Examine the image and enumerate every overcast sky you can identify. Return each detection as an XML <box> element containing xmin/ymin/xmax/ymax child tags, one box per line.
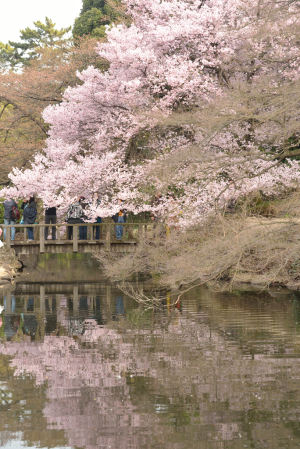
<box><xmin>0</xmin><ymin>0</ymin><xmax>83</xmax><ymax>43</ymax></box>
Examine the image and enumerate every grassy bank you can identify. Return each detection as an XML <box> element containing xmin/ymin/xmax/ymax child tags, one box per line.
<box><xmin>98</xmin><ymin>191</ymin><xmax>300</xmax><ymax>300</ymax></box>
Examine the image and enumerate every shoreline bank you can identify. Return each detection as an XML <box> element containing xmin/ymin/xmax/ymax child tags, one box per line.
<box><xmin>0</xmin><ymin>247</ymin><xmax>22</xmax><ymax>288</ymax></box>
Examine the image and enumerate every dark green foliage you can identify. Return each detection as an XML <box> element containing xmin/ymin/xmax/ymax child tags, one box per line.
<box><xmin>81</xmin><ymin>0</ymin><xmax>106</xmax><ymax>14</ymax></box>
<box><xmin>0</xmin><ymin>18</ymin><xmax>71</xmax><ymax>68</ymax></box>
<box><xmin>73</xmin><ymin>0</ymin><xmax>125</xmax><ymax>38</ymax></box>
<box><xmin>73</xmin><ymin>8</ymin><xmax>109</xmax><ymax>38</ymax></box>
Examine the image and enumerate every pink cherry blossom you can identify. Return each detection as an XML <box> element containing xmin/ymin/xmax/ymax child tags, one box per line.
<box><xmin>2</xmin><ymin>0</ymin><xmax>300</xmax><ymax>226</ymax></box>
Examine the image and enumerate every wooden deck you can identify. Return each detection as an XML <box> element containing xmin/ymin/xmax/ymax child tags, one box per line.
<box><xmin>1</xmin><ymin>222</ymin><xmax>156</xmax><ymax>255</ymax></box>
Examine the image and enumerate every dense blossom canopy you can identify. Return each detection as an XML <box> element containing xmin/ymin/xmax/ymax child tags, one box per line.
<box><xmin>4</xmin><ymin>0</ymin><xmax>300</xmax><ymax>224</ymax></box>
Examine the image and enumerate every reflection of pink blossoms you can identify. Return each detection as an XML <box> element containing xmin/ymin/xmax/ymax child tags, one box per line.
<box><xmin>1</xmin><ymin>314</ymin><xmax>300</xmax><ymax>448</ymax></box>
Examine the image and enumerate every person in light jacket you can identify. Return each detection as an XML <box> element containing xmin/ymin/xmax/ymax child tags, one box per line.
<box><xmin>112</xmin><ymin>200</ymin><xmax>127</xmax><ymax>240</ymax></box>
<box><xmin>3</xmin><ymin>197</ymin><xmax>18</xmax><ymax>241</ymax></box>
<box><xmin>66</xmin><ymin>197</ymin><xmax>83</xmax><ymax>240</ymax></box>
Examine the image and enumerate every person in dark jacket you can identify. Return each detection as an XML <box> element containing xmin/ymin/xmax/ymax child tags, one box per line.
<box><xmin>3</xmin><ymin>197</ymin><xmax>18</xmax><ymax>241</ymax></box>
<box><xmin>79</xmin><ymin>196</ymin><xmax>88</xmax><ymax>240</ymax></box>
<box><xmin>44</xmin><ymin>206</ymin><xmax>57</xmax><ymax>240</ymax></box>
<box><xmin>22</xmin><ymin>196</ymin><xmax>37</xmax><ymax>241</ymax></box>
<box><xmin>21</xmin><ymin>199</ymin><xmax>28</xmax><ymax>210</ymax></box>
<box><xmin>92</xmin><ymin>192</ymin><xmax>102</xmax><ymax>240</ymax></box>
<box><xmin>112</xmin><ymin>200</ymin><xmax>127</xmax><ymax>240</ymax></box>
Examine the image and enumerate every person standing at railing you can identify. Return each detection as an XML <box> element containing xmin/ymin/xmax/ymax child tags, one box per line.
<box><xmin>79</xmin><ymin>196</ymin><xmax>88</xmax><ymax>240</ymax></box>
<box><xmin>44</xmin><ymin>206</ymin><xmax>57</xmax><ymax>240</ymax></box>
<box><xmin>20</xmin><ymin>198</ymin><xmax>29</xmax><ymax>225</ymax></box>
<box><xmin>21</xmin><ymin>198</ymin><xmax>28</xmax><ymax>211</ymax></box>
<box><xmin>113</xmin><ymin>200</ymin><xmax>127</xmax><ymax>240</ymax></box>
<box><xmin>91</xmin><ymin>192</ymin><xmax>102</xmax><ymax>240</ymax></box>
<box><xmin>66</xmin><ymin>197</ymin><xmax>83</xmax><ymax>240</ymax></box>
<box><xmin>22</xmin><ymin>196</ymin><xmax>37</xmax><ymax>241</ymax></box>
<box><xmin>3</xmin><ymin>196</ymin><xmax>18</xmax><ymax>242</ymax></box>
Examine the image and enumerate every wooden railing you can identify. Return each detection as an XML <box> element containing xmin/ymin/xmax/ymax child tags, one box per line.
<box><xmin>1</xmin><ymin>222</ymin><xmax>164</xmax><ymax>253</ymax></box>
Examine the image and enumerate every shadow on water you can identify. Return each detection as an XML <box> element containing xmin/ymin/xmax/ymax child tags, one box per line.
<box><xmin>1</xmin><ymin>254</ymin><xmax>300</xmax><ymax>448</ymax></box>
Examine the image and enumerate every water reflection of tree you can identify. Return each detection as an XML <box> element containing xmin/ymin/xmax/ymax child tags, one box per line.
<box><xmin>0</xmin><ymin>354</ymin><xmax>68</xmax><ymax>448</ymax></box>
<box><xmin>1</xmin><ymin>289</ymin><xmax>300</xmax><ymax>448</ymax></box>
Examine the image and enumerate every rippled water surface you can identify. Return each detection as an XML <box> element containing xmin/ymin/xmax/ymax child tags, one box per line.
<box><xmin>1</xmin><ymin>254</ymin><xmax>300</xmax><ymax>448</ymax></box>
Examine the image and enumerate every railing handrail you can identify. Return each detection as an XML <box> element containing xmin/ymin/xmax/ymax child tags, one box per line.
<box><xmin>0</xmin><ymin>221</ymin><xmax>165</xmax><ymax>253</ymax></box>
<box><xmin>0</xmin><ymin>222</ymin><xmax>152</xmax><ymax>228</ymax></box>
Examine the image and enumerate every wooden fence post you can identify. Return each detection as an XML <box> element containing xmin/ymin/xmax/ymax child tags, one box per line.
<box><xmin>40</xmin><ymin>285</ymin><xmax>45</xmax><ymax>312</ymax></box>
<box><xmin>35</xmin><ymin>224</ymin><xmax>40</xmax><ymax>241</ymax></box>
<box><xmin>6</xmin><ymin>291</ymin><xmax>12</xmax><ymax>313</ymax></box>
<box><xmin>40</xmin><ymin>225</ymin><xmax>45</xmax><ymax>253</ymax></box>
<box><xmin>138</xmin><ymin>224</ymin><xmax>144</xmax><ymax>240</ymax></box>
<box><xmin>73</xmin><ymin>285</ymin><xmax>79</xmax><ymax>313</ymax></box>
<box><xmin>106</xmin><ymin>224</ymin><xmax>111</xmax><ymax>251</ymax></box>
<box><xmin>73</xmin><ymin>225</ymin><xmax>78</xmax><ymax>252</ymax></box>
<box><xmin>128</xmin><ymin>225</ymin><xmax>134</xmax><ymax>239</ymax></box>
<box><xmin>6</xmin><ymin>226</ymin><xmax>11</xmax><ymax>249</ymax></box>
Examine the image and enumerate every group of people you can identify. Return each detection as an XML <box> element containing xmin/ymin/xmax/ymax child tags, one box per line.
<box><xmin>4</xmin><ymin>196</ymin><xmax>37</xmax><ymax>242</ymax></box>
<box><xmin>65</xmin><ymin>194</ymin><xmax>100</xmax><ymax>241</ymax></box>
<box><xmin>66</xmin><ymin>195</ymin><xmax>127</xmax><ymax>241</ymax></box>
<box><xmin>2</xmin><ymin>193</ymin><xmax>127</xmax><ymax>242</ymax></box>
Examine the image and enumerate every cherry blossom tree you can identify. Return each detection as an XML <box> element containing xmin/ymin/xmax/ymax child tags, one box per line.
<box><xmin>3</xmin><ymin>0</ymin><xmax>300</xmax><ymax>225</ymax></box>
<box><xmin>0</xmin><ymin>37</ymin><xmax>108</xmax><ymax>186</ymax></box>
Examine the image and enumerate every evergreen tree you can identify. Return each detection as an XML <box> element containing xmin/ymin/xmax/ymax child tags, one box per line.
<box><xmin>73</xmin><ymin>0</ymin><xmax>127</xmax><ymax>38</ymax></box>
<box><xmin>0</xmin><ymin>18</ymin><xmax>71</xmax><ymax>69</ymax></box>
<box><xmin>81</xmin><ymin>0</ymin><xmax>106</xmax><ymax>15</ymax></box>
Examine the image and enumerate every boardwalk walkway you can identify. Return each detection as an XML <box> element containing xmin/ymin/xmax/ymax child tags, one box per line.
<box><xmin>1</xmin><ymin>222</ymin><xmax>156</xmax><ymax>255</ymax></box>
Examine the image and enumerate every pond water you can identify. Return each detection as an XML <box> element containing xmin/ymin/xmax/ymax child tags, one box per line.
<box><xmin>1</xmin><ymin>254</ymin><xmax>300</xmax><ymax>448</ymax></box>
